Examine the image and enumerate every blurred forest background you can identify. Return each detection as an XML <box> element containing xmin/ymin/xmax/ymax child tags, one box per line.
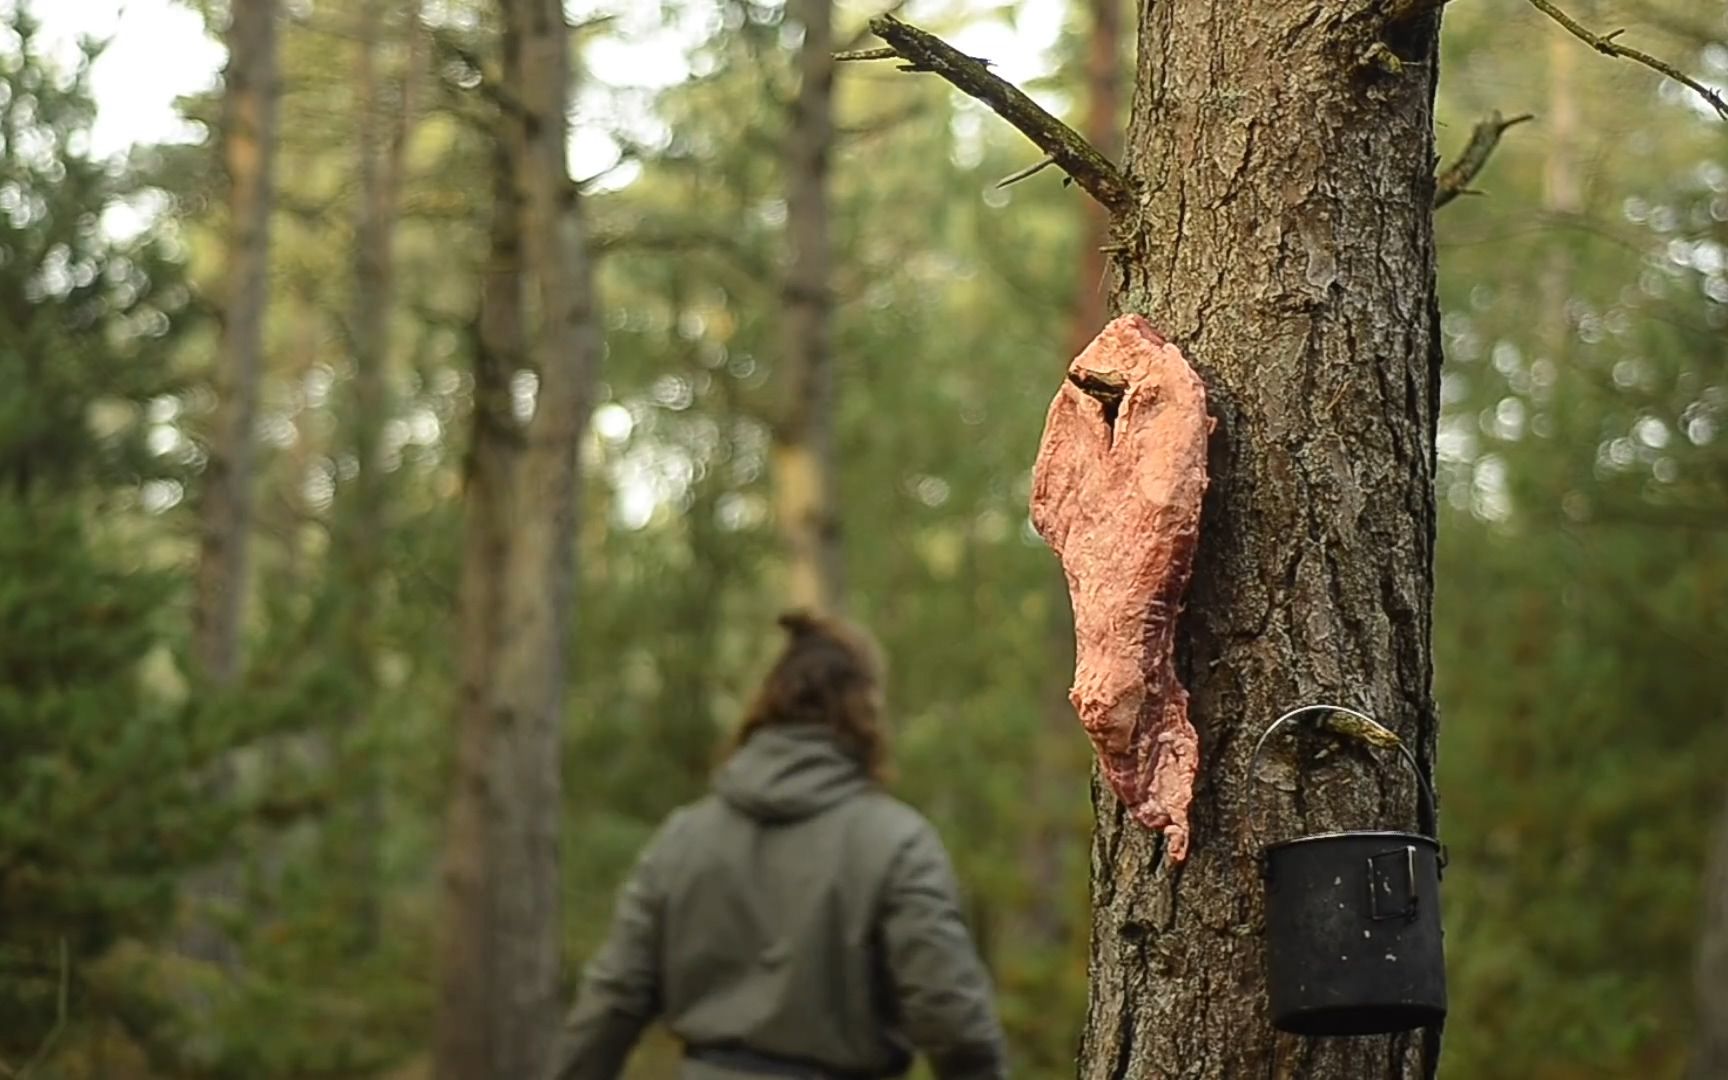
<box><xmin>2</xmin><ymin>0</ymin><xmax>1726</xmax><ymax>1077</ymax></box>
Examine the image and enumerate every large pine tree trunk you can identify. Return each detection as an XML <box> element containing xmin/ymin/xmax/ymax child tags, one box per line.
<box><xmin>1076</xmin><ymin>5</ymin><xmax>1444</xmax><ymax>1077</ymax></box>
<box><xmin>434</xmin><ymin>0</ymin><xmax>596</xmax><ymax>1075</ymax></box>
<box><xmin>774</xmin><ymin>0</ymin><xmax>842</xmax><ymax>613</ymax></box>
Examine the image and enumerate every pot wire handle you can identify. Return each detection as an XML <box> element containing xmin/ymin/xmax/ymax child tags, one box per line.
<box><xmin>1246</xmin><ymin>703</ymin><xmax>1438</xmax><ymax>846</ymax></box>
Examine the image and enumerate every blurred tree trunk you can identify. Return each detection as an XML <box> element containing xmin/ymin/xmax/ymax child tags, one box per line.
<box><xmin>1691</xmin><ymin>789</ymin><xmax>1728</xmax><ymax>1080</ymax></box>
<box><xmin>194</xmin><ymin>0</ymin><xmax>277</xmax><ymax>690</ymax></box>
<box><xmin>1067</xmin><ymin>0</ymin><xmax>1121</xmax><ymax>361</ymax></box>
<box><xmin>182</xmin><ymin>0</ymin><xmax>279</xmax><ymax>972</ymax></box>
<box><xmin>1020</xmin><ymin>0</ymin><xmax>1126</xmax><ymax>954</ymax></box>
<box><xmin>334</xmin><ymin>0</ymin><xmax>422</xmax><ymax>950</ymax></box>
<box><xmin>1539</xmin><ymin>27</ymin><xmax>1581</xmax><ymax>357</ymax></box>
<box><xmin>438</xmin><ymin>109</ymin><xmax>522</xmax><ymax>1080</ymax></box>
<box><xmin>1075</xmin><ymin>5</ymin><xmax>1444</xmax><ymax>1078</ymax></box>
<box><xmin>662</xmin><ymin>276</ymin><xmax>730</xmax><ymax>788</ymax></box>
<box><xmin>434</xmin><ymin>0</ymin><xmax>597</xmax><ymax>1075</ymax></box>
<box><xmin>774</xmin><ymin>0</ymin><xmax>841</xmax><ymax>613</ymax></box>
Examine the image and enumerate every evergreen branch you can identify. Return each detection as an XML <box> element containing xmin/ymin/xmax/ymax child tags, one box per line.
<box><xmin>1434</xmin><ymin>111</ymin><xmax>1534</xmax><ymax>208</ymax></box>
<box><xmin>855</xmin><ymin>15</ymin><xmax>1133</xmax><ymax>214</ymax></box>
<box><xmin>0</xmin><ymin>938</ymin><xmax>68</xmax><ymax>1079</ymax></box>
<box><xmin>837</xmin><ymin>102</ymin><xmax>929</xmax><ymax>141</ymax></box>
<box><xmin>1526</xmin><ymin>0</ymin><xmax>1728</xmax><ymax>120</ymax></box>
<box><xmin>590</xmin><ymin>224</ymin><xmax>773</xmax><ymax>283</ymax></box>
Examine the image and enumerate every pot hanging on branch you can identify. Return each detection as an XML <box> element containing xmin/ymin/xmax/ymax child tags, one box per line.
<box><xmin>1248</xmin><ymin>704</ymin><xmax>1448</xmax><ymax>1036</ymax></box>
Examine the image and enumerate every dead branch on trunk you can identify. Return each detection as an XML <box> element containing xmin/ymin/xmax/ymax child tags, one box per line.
<box><xmin>833</xmin><ymin>46</ymin><xmax>896</xmax><ymax>62</ymax></box>
<box><xmin>1434</xmin><ymin>111</ymin><xmax>1534</xmax><ymax>208</ymax></box>
<box><xmin>1527</xmin><ymin>0</ymin><xmax>1728</xmax><ymax>120</ymax></box>
<box><xmin>996</xmin><ymin>154</ymin><xmax>1056</xmax><ymax>189</ymax></box>
<box><xmin>840</xmin><ymin>14</ymin><xmax>1133</xmax><ymax>213</ymax></box>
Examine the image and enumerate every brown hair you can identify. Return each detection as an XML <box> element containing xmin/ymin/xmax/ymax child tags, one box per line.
<box><xmin>731</xmin><ymin>610</ymin><xmax>890</xmax><ymax>781</ymax></box>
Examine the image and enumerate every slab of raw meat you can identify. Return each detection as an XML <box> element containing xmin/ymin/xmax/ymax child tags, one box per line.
<box><xmin>1029</xmin><ymin>314</ymin><xmax>1211</xmax><ymax>862</ymax></box>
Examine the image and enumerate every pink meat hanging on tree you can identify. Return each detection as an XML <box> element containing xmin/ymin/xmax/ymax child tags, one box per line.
<box><xmin>1029</xmin><ymin>314</ymin><xmax>1212</xmax><ymax>862</ymax></box>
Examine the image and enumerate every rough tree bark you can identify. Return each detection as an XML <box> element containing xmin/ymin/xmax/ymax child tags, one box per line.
<box><xmin>181</xmin><ymin>0</ymin><xmax>279</xmax><ymax>972</ymax></box>
<box><xmin>433</xmin><ymin>0</ymin><xmax>598</xmax><ymax>1075</ymax></box>
<box><xmin>774</xmin><ymin>0</ymin><xmax>843</xmax><ymax>613</ymax></box>
<box><xmin>1074</xmin><ymin>5</ymin><xmax>1444</xmax><ymax>1078</ymax></box>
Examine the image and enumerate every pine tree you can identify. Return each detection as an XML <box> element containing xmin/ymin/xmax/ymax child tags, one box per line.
<box><xmin>0</xmin><ymin>7</ymin><xmax>214</xmax><ymax>1058</ymax></box>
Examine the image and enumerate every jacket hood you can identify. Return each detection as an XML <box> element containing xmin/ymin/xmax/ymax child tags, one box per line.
<box><xmin>713</xmin><ymin>724</ymin><xmax>873</xmax><ymax>823</ymax></box>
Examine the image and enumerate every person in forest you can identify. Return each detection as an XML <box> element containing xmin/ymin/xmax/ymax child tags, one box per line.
<box><xmin>548</xmin><ymin>611</ymin><xmax>1009</xmax><ymax>1080</ymax></box>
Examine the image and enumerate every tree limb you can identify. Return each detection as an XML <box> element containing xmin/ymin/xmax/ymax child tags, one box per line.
<box><xmin>426</xmin><ymin>26</ymin><xmax>527</xmax><ymax>119</ymax></box>
<box><xmin>1527</xmin><ymin>0</ymin><xmax>1728</xmax><ymax>120</ymax></box>
<box><xmin>837</xmin><ymin>102</ymin><xmax>928</xmax><ymax>140</ymax></box>
<box><xmin>848</xmin><ymin>14</ymin><xmax>1132</xmax><ymax>213</ymax></box>
<box><xmin>1434</xmin><ymin>111</ymin><xmax>1533</xmax><ymax>208</ymax></box>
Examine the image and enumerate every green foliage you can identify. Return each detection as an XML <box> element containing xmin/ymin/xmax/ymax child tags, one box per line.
<box><xmin>1432</xmin><ymin>4</ymin><xmax>1728</xmax><ymax>1073</ymax></box>
<box><xmin>0</xmin><ymin>5</ymin><xmax>213</xmax><ymax>1059</ymax></box>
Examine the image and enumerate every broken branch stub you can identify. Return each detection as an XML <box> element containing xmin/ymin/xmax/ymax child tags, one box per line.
<box><xmin>1030</xmin><ymin>315</ymin><xmax>1212</xmax><ymax>862</ymax></box>
<box><xmin>1434</xmin><ymin>111</ymin><xmax>1534</xmax><ymax>208</ymax></box>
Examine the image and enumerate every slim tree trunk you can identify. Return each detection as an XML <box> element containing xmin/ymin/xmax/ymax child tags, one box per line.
<box><xmin>346</xmin><ymin>0</ymin><xmax>416</xmax><ymax>589</ymax></box>
<box><xmin>182</xmin><ymin>0</ymin><xmax>279</xmax><ymax>974</ymax></box>
<box><xmin>1067</xmin><ymin>0</ymin><xmax>1120</xmax><ymax>362</ymax></box>
<box><xmin>434</xmin><ymin>0</ymin><xmax>597</xmax><ymax>1075</ymax></box>
<box><xmin>1538</xmin><ymin>27</ymin><xmax>1580</xmax><ymax>364</ymax></box>
<box><xmin>1077</xmin><ymin>6</ymin><xmax>1444</xmax><ymax>1078</ymax></box>
<box><xmin>774</xmin><ymin>0</ymin><xmax>842</xmax><ymax>613</ymax></box>
<box><xmin>1691</xmin><ymin>788</ymin><xmax>1728</xmax><ymax>1080</ymax></box>
<box><xmin>335</xmin><ymin>0</ymin><xmax>421</xmax><ymax>950</ymax></box>
<box><xmin>437</xmin><ymin>128</ymin><xmax>520</xmax><ymax>1080</ymax></box>
<box><xmin>194</xmin><ymin>0</ymin><xmax>277</xmax><ymax>687</ymax></box>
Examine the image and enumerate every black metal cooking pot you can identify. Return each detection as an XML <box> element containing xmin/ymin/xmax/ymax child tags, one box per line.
<box><xmin>1249</xmin><ymin>704</ymin><xmax>1447</xmax><ymax>1037</ymax></box>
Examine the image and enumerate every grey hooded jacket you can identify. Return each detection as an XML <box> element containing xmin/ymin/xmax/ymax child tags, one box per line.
<box><xmin>549</xmin><ymin>724</ymin><xmax>1008</xmax><ymax>1080</ymax></box>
